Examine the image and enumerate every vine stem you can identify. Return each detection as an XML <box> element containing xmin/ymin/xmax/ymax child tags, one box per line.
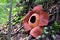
<box><xmin>7</xmin><ymin>0</ymin><xmax>12</xmax><ymax>40</ymax></box>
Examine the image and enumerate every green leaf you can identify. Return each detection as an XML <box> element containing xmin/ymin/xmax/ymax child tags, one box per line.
<box><xmin>54</xmin><ymin>21</ymin><xmax>59</xmax><ymax>31</ymax></box>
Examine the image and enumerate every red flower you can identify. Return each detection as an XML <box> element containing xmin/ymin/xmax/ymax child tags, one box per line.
<box><xmin>22</xmin><ymin>5</ymin><xmax>49</xmax><ymax>38</ymax></box>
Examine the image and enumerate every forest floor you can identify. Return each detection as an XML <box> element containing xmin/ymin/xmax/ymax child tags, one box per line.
<box><xmin>0</xmin><ymin>23</ymin><xmax>60</xmax><ymax>40</ymax></box>
<box><xmin>0</xmin><ymin>23</ymin><xmax>36</xmax><ymax>40</ymax></box>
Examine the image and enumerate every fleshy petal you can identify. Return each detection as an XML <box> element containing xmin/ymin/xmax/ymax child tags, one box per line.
<box><xmin>22</xmin><ymin>11</ymin><xmax>33</xmax><ymax>32</ymax></box>
<box><xmin>23</xmin><ymin>22</ymin><xmax>31</xmax><ymax>32</ymax></box>
<box><xmin>32</xmin><ymin>5</ymin><xmax>43</xmax><ymax>13</ymax></box>
<box><xmin>39</xmin><ymin>12</ymin><xmax>49</xmax><ymax>26</ymax></box>
<box><xmin>30</xmin><ymin>26</ymin><xmax>43</xmax><ymax>38</ymax></box>
<box><xmin>23</xmin><ymin>11</ymin><xmax>33</xmax><ymax>21</ymax></box>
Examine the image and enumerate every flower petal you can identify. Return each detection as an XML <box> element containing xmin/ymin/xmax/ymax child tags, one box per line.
<box><xmin>32</xmin><ymin>5</ymin><xmax>43</xmax><ymax>13</ymax></box>
<box><xmin>22</xmin><ymin>11</ymin><xmax>33</xmax><ymax>31</ymax></box>
<box><xmin>30</xmin><ymin>26</ymin><xmax>43</xmax><ymax>38</ymax></box>
<box><xmin>39</xmin><ymin>12</ymin><xmax>49</xmax><ymax>26</ymax></box>
<box><xmin>23</xmin><ymin>22</ymin><xmax>31</xmax><ymax>32</ymax></box>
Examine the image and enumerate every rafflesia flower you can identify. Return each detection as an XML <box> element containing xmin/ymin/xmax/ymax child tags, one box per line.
<box><xmin>22</xmin><ymin>5</ymin><xmax>49</xmax><ymax>38</ymax></box>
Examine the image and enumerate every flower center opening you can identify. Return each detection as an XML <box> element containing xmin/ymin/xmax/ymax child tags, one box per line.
<box><xmin>30</xmin><ymin>16</ymin><xmax>36</xmax><ymax>23</ymax></box>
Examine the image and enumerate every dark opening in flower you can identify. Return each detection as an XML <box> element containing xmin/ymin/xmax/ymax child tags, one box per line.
<box><xmin>30</xmin><ymin>16</ymin><xmax>36</xmax><ymax>23</ymax></box>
